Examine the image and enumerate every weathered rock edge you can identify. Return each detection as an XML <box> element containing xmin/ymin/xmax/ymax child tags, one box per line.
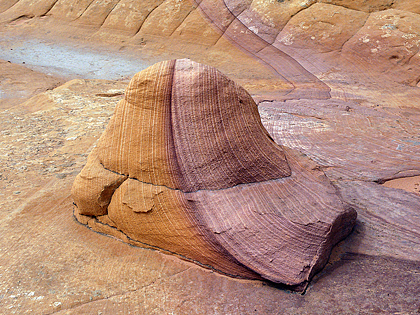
<box><xmin>71</xmin><ymin>59</ymin><xmax>356</xmax><ymax>289</ymax></box>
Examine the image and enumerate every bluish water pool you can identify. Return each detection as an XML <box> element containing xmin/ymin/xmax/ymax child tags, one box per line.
<box><xmin>0</xmin><ymin>37</ymin><xmax>150</xmax><ymax>80</ymax></box>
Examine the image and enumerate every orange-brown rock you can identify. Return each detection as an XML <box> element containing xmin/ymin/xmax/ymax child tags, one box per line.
<box><xmin>342</xmin><ymin>9</ymin><xmax>420</xmax><ymax>86</ymax></box>
<box><xmin>72</xmin><ymin>59</ymin><xmax>356</xmax><ymax>287</ymax></box>
<box><xmin>2</xmin><ymin>0</ymin><xmax>420</xmax><ymax>313</ymax></box>
<box><xmin>318</xmin><ymin>0</ymin><xmax>393</xmax><ymax>12</ymax></box>
<box><xmin>276</xmin><ymin>3</ymin><xmax>369</xmax><ymax>53</ymax></box>
<box><xmin>0</xmin><ymin>59</ymin><xmax>64</xmax><ymax>110</ymax></box>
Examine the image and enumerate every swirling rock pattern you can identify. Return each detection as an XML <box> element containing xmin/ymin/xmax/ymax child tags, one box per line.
<box><xmin>72</xmin><ymin>59</ymin><xmax>356</xmax><ymax>287</ymax></box>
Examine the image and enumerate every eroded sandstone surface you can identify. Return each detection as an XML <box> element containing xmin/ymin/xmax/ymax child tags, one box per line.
<box><xmin>72</xmin><ymin>59</ymin><xmax>356</xmax><ymax>288</ymax></box>
<box><xmin>1</xmin><ymin>0</ymin><xmax>420</xmax><ymax>314</ymax></box>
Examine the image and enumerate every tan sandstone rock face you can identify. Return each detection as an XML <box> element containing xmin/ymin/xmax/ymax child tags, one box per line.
<box><xmin>276</xmin><ymin>3</ymin><xmax>369</xmax><ymax>53</ymax></box>
<box><xmin>72</xmin><ymin>59</ymin><xmax>356</xmax><ymax>288</ymax></box>
<box><xmin>342</xmin><ymin>9</ymin><xmax>420</xmax><ymax>86</ymax></box>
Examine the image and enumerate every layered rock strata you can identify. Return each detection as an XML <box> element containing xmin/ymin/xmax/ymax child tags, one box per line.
<box><xmin>72</xmin><ymin>59</ymin><xmax>356</xmax><ymax>287</ymax></box>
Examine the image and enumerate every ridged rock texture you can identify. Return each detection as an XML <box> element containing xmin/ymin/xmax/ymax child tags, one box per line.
<box><xmin>71</xmin><ymin>59</ymin><xmax>356</xmax><ymax>288</ymax></box>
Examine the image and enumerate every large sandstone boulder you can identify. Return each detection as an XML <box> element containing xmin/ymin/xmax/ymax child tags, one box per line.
<box><xmin>71</xmin><ymin>59</ymin><xmax>356</xmax><ymax>288</ymax></box>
